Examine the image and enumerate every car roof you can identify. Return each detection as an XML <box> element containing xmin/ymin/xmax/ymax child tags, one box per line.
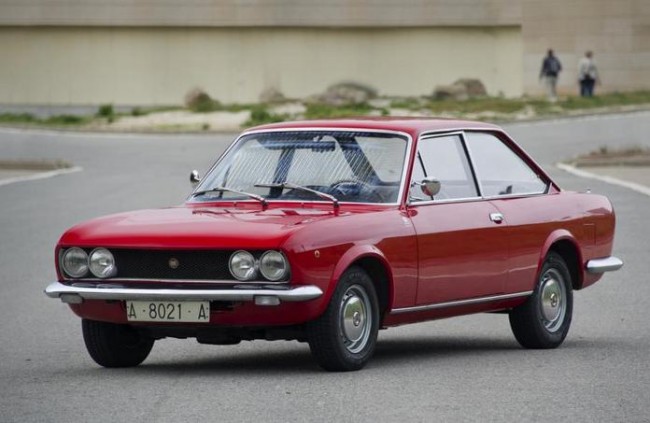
<box><xmin>245</xmin><ymin>117</ymin><xmax>502</xmax><ymax>138</ymax></box>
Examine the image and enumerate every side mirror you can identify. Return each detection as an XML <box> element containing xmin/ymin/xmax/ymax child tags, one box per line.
<box><xmin>420</xmin><ymin>177</ymin><xmax>441</xmax><ymax>197</ymax></box>
<box><xmin>190</xmin><ymin>170</ymin><xmax>201</xmax><ymax>188</ymax></box>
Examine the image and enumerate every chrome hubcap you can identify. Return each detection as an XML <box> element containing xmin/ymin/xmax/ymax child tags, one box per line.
<box><xmin>340</xmin><ymin>285</ymin><xmax>372</xmax><ymax>353</ymax></box>
<box><xmin>540</xmin><ymin>269</ymin><xmax>566</xmax><ymax>332</ymax></box>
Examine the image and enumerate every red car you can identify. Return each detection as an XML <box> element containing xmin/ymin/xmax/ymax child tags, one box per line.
<box><xmin>46</xmin><ymin>118</ymin><xmax>622</xmax><ymax>371</ymax></box>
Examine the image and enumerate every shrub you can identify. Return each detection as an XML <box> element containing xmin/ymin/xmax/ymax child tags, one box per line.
<box><xmin>97</xmin><ymin>104</ymin><xmax>114</xmax><ymax>118</ymax></box>
<box><xmin>243</xmin><ymin>106</ymin><xmax>286</xmax><ymax>127</ymax></box>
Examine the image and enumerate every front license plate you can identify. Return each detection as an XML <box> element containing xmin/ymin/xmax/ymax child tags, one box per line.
<box><xmin>126</xmin><ymin>301</ymin><xmax>210</xmax><ymax>323</ymax></box>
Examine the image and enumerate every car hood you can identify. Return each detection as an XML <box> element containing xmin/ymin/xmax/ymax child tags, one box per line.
<box><xmin>59</xmin><ymin>205</ymin><xmax>343</xmax><ymax>249</ymax></box>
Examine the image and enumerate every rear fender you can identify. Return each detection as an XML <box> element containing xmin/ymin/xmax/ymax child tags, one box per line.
<box><xmin>537</xmin><ymin>229</ymin><xmax>584</xmax><ymax>288</ymax></box>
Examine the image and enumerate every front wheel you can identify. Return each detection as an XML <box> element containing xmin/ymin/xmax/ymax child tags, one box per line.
<box><xmin>307</xmin><ymin>266</ymin><xmax>379</xmax><ymax>371</ymax></box>
<box><xmin>509</xmin><ymin>252</ymin><xmax>573</xmax><ymax>349</ymax></box>
<box><xmin>82</xmin><ymin>319</ymin><xmax>154</xmax><ymax>367</ymax></box>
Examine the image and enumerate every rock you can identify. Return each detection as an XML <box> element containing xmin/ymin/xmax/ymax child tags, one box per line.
<box><xmin>433</xmin><ymin>83</ymin><xmax>468</xmax><ymax>101</ymax></box>
<box><xmin>259</xmin><ymin>87</ymin><xmax>286</xmax><ymax>103</ymax></box>
<box><xmin>454</xmin><ymin>78</ymin><xmax>487</xmax><ymax>97</ymax></box>
<box><xmin>313</xmin><ymin>82</ymin><xmax>378</xmax><ymax>106</ymax></box>
<box><xmin>433</xmin><ymin>78</ymin><xmax>487</xmax><ymax>100</ymax></box>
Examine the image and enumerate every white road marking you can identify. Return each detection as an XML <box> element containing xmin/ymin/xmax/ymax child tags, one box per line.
<box><xmin>0</xmin><ymin>166</ymin><xmax>83</xmax><ymax>187</ymax></box>
<box><xmin>557</xmin><ymin>162</ymin><xmax>650</xmax><ymax>197</ymax></box>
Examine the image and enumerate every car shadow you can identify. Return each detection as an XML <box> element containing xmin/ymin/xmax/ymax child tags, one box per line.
<box><xmin>139</xmin><ymin>346</ymin><xmax>319</xmax><ymax>374</ymax></box>
<box><xmin>373</xmin><ymin>335</ymin><xmax>520</xmax><ymax>363</ymax></box>
<box><xmin>99</xmin><ymin>334</ymin><xmax>545</xmax><ymax>376</ymax></box>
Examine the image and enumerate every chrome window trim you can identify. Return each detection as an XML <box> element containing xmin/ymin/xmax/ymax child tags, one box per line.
<box><xmin>462</xmin><ymin>130</ymin><xmax>549</xmax><ymax>199</ymax></box>
<box><xmin>409</xmin><ymin>131</ymin><xmax>483</xmax><ymax>204</ymax></box>
<box><xmin>408</xmin><ymin>189</ymin><xmax>551</xmax><ymax>207</ymax></box>
<box><xmin>480</xmin><ymin>191</ymin><xmax>550</xmax><ymax>201</ymax></box>
<box><xmin>390</xmin><ymin>291</ymin><xmax>533</xmax><ymax>315</ymax></box>
<box><xmin>407</xmin><ymin>196</ymin><xmax>485</xmax><ymax>207</ymax></box>
<box><xmin>189</xmin><ymin>127</ymin><xmax>413</xmax><ymax>207</ymax></box>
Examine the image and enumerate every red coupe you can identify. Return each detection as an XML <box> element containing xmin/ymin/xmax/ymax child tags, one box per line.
<box><xmin>46</xmin><ymin>118</ymin><xmax>622</xmax><ymax>371</ymax></box>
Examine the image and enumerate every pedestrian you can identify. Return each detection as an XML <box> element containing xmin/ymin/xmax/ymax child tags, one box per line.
<box><xmin>539</xmin><ymin>49</ymin><xmax>562</xmax><ymax>101</ymax></box>
<box><xmin>578</xmin><ymin>51</ymin><xmax>599</xmax><ymax>97</ymax></box>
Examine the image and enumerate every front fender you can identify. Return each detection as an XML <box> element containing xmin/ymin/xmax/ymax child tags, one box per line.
<box><xmin>324</xmin><ymin>245</ymin><xmax>394</xmax><ymax>308</ymax></box>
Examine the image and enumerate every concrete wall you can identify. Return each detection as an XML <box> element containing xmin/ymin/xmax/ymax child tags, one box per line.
<box><xmin>2</xmin><ymin>0</ymin><xmax>647</xmax><ymax>105</ymax></box>
<box><xmin>0</xmin><ymin>26</ymin><xmax>522</xmax><ymax>106</ymax></box>
<box><xmin>522</xmin><ymin>0</ymin><xmax>650</xmax><ymax>95</ymax></box>
<box><xmin>0</xmin><ymin>0</ymin><xmax>521</xmax><ymax>27</ymax></box>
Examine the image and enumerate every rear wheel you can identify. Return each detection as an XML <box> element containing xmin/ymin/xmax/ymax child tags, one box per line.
<box><xmin>509</xmin><ymin>252</ymin><xmax>573</xmax><ymax>349</ymax></box>
<box><xmin>82</xmin><ymin>319</ymin><xmax>154</xmax><ymax>367</ymax></box>
<box><xmin>307</xmin><ymin>266</ymin><xmax>379</xmax><ymax>371</ymax></box>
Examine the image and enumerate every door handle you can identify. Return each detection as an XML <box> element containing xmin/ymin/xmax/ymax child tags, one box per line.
<box><xmin>489</xmin><ymin>212</ymin><xmax>504</xmax><ymax>223</ymax></box>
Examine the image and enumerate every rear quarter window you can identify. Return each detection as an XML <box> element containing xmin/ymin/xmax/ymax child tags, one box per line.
<box><xmin>465</xmin><ymin>132</ymin><xmax>547</xmax><ymax>196</ymax></box>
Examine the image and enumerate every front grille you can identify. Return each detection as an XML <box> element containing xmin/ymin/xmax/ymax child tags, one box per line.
<box><xmin>111</xmin><ymin>249</ymin><xmax>233</xmax><ymax>281</ymax></box>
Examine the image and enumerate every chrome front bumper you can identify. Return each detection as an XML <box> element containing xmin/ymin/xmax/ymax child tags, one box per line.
<box><xmin>45</xmin><ymin>281</ymin><xmax>323</xmax><ymax>306</ymax></box>
<box><xmin>586</xmin><ymin>256</ymin><xmax>623</xmax><ymax>273</ymax></box>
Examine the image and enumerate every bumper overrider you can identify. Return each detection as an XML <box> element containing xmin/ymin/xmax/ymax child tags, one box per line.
<box><xmin>585</xmin><ymin>256</ymin><xmax>624</xmax><ymax>273</ymax></box>
<box><xmin>45</xmin><ymin>281</ymin><xmax>323</xmax><ymax>306</ymax></box>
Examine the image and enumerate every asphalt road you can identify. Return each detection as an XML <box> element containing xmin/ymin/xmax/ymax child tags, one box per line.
<box><xmin>1</xmin><ymin>112</ymin><xmax>649</xmax><ymax>422</ymax></box>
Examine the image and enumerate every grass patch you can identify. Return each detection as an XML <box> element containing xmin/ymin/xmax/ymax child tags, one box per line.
<box><xmin>389</xmin><ymin>97</ymin><xmax>424</xmax><ymax>109</ymax></box>
<box><xmin>0</xmin><ymin>113</ymin><xmax>39</xmax><ymax>124</ymax></box>
<box><xmin>243</xmin><ymin>106</ymin><xmax>287</xmax><ymax>127</ymax></box>
<box><xmin>426</xmin><ymin>97</ymin><xmax>526</xmax><ymax>115</ymax></box>
<box><xmin>1</xmin><ymin>90</ymin><xmax>649</xmax><ymax>131</ymax></box>
<box><xmin>304</xmin><ymin>103</ymin><xmax>374</xmax><ymax>119</ymax></box>
<box><xmin>0</xmin><ymin>112</ymin><xmax>90</xmax><ymax>126</ymax></box>
<box><xmin>560</xmin><ymin>91</ymin><xmax>650</xmax><ymax>110</ymax></box>
<box><xmin>45</xmin><ymin>115</ymin><xmax>89</xmax><ymax>125</ymax></box>
<box><xmin>572</xmin><ymin>145</ymin><xmax>650</xmax><ymax>167</ymax></box>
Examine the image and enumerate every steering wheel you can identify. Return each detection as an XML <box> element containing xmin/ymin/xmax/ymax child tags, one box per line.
<box><xmin>329</xmin><ymin>180</ymin><xmax>383</xmax><ymax>203</ymax></box>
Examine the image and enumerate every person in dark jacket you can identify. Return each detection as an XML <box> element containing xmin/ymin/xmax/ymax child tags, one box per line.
<box><xmin>539</xmin><ymin>49</ymin><xmax>562</xmax><ymax>101</ymax></box>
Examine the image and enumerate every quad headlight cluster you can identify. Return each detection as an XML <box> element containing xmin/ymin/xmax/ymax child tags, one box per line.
<box><xmin>60</xmin><ymin>247</ymin><xmax>117</xmax><ymax>279</ymax></box>
<box><xmin>60</xmin><ymin>247</ymin><xmax>288</xmax><ymax>282</ymax></box>
<box><xmin>229</xmin><ymin>250</ymin><xmax>289</xmax><ymax>282</ymax></box>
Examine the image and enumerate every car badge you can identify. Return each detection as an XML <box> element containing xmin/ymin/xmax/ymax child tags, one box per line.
<box><xmin>168</xmin><ymin>258</ymin><xmax>180</xmax><ymax>269</ymax></box>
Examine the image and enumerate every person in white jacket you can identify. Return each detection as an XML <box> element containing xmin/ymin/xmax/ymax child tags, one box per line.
<box><xmin>578</xmin><ymin>51</ymin><xmax>600</xmax><ymax>97</ymax></box>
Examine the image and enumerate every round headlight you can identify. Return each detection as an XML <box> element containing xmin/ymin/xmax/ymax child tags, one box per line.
<box><xmin>229</xmin><ymin>250</ymin><xmax>257</xmax><ymax>281</ymax></box>
<box><xmin>88</xmin><ymin>248</ymin><xmax>117</xmax><ymax>278</ymax></box>
<box><xmin>259</xmin><ymin>250</ymin><xmax>289</xmax><ymax>281</ymax></box>
<box><xmin>61</xmin><ymin>247</ymin><xmax>89</xmax><ymax>278</ymax></box>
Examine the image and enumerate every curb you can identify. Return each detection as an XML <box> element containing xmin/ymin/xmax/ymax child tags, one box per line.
<box><xmin>556</xmin><ymin>163</ymin><xmax>650</xmax><ymax>197</ymax></box>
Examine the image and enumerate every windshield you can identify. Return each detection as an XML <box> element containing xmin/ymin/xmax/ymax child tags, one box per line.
<box><xmin>192</xmin><ymin>130</ymin><xmax>408</xmax><ymax>204</ymax></box>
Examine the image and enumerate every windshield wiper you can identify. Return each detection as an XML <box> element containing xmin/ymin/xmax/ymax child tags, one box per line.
<box><xmin>191</xmin><ymin>186</ymin><xmax>267</xmax><ymax>209</ymax></box>
<box><xmin>255</xmin><ymin>182</ymin><xmax>339</xmax><ymax>209</ymax></box>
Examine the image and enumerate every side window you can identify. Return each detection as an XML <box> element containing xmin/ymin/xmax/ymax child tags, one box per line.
<box><xmin>410</xmin><ymin>134</ymin><xmax>478</xmax><ymax>201</ymax></box>
<box><xmin>465</xmin><ymin>132</ymin><xmax>547</xmax><ymax>196</ymax></box>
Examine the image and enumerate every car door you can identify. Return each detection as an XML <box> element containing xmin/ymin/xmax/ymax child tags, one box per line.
<box><xmin>463</xmin><ymin>131</ymin><xmax>551</xmax><ymax>295</ymax></box>
<box><xmin>408</xmin><ymin>133</ymin><xmax>510</xmax><ymax>306</ymax></box>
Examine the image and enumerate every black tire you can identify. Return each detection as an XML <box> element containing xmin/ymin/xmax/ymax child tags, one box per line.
<box><xmin>307</xmin><ymin>266</ymin><xmax>380</xmax><ymax>372</ymax></box>
<box><xmin>509</xmin><ymin>252</ymin><xmax>573</xmax><ymax>349</ymax></box>
<box><xmin>82</xmin><ymin>319</ymin><xmax>154</xmax><ymax>368</ymax></box>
